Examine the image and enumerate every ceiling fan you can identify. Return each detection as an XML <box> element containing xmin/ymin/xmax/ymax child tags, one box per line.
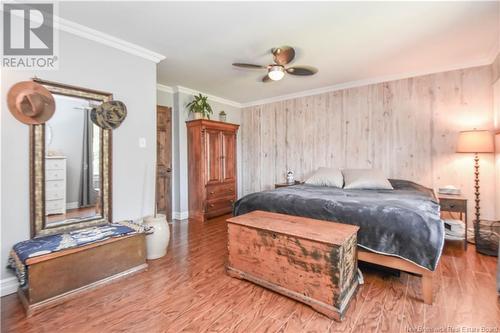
<box><xmin>232</xmin><ymin>46</ymin><xmax>318</xmax><ymax>82</ymax></box>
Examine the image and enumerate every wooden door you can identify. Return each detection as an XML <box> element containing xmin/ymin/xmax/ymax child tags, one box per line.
<box><xmin>222</xmin><ymin>131</ymin><xmax>237</xmax><ymax>182</ymax></box>
<box><xmin>156</xmin><ymin>106</ymin><xmax>172</xmax><ymax>220</ymax></box>
<box><xmin>205</xmin><ymin>128</ymin><xmax>222</xmax><ymax>184</ymax></box>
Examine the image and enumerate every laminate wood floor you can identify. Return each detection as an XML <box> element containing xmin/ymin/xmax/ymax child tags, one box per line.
<box><xmin>2</xmin><ymin>215</ymin><xmax>499</xmax><ymax>333</ymax></box>
<box><xmin>47</xmin><ymin>206</ymin><xmax>98</xmax><ymax>224</ymax></box>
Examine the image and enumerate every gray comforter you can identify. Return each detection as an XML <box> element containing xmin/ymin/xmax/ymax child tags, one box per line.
<box><xmin>233</xmin><ymin>179</ymin><xmax>444</xmax><ymax>271</ymax></box>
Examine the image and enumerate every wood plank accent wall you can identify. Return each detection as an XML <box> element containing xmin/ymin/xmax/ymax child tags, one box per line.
<box><xmin>241</xmin><ymin>66</ymin><xmax>495</xmax><ymax>221</ymax></box>
<box><xmin>493</xmin><ymin>53</ymin><xmax>500</xmax><ymax>83</ymax></box>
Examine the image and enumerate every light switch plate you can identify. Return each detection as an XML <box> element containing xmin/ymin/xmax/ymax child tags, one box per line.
<box><xmin>139</xmin><ymin>137</ymin><xmax>146</xmax><ymax>148</ymax></box>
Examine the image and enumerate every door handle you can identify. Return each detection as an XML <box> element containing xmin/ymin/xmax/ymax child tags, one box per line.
<box><xmin>158</xmin><ymin>169</ymin><xmax>171</xmax><ymax>176</ymax></box>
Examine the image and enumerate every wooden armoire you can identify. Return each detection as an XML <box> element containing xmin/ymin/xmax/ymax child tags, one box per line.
<box><xmin>187</xmin><ymin>119</ymin><xmax>239</xmax><ymax>222</ymax></box>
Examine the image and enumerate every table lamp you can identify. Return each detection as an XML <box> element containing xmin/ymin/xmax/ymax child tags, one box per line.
<box><xmin>456</xmin><ymin>129</ymin><xmax>494</xmax><ymax>224</ymax></box>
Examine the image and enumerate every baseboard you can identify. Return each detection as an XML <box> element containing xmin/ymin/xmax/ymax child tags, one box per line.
<box><xmin>173</xmin><ymin>211</ymin><xmax>189</xmax><ymax>220</ymax></box>
<box><xmin>1</xmin><ymin>276</ymin><xmax>18</xmax><ymax>297</ymax></box>
<box><xmin>66</xmin><ymin>202</ymin><xmax>79</xmax><ymax>210</ymax></box>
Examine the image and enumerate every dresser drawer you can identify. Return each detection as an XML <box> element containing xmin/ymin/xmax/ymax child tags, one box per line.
<box><xmin>205</xmin><ymin>196</ymin><xmax>236</xmax><ymax>218</ymax></box>
<box><xmin>440</xmin><ymin>199</ymin><xmax>466</xmax><ymax>212</ymax></box>
<box><xmin>206</xmin><ymin>183</ymin><xmax>236</xmax><ymax>200</ymax></box>
<box><xmin>46</xmin><ymin>169</ymin><xmax>65</xmax><ymax>181</ymax></box>
<box><xmin>46</xmin><ymin>189</ymin><xmax>65</xmax><ymax>200</ymax></box>
<box><xmin>46</xmin><ymin>208</ymin><xmax>63</xmax><ymax>216</ymax></box>
<box><xmin>46</xmin><ymin>159</ymin><xmax>65</xmax><ymax>170</ymax></box>
<box><xmin>46</xmin><ymin>199</ymin><xmax>65</xmax><ymax>213</ymax></box>
<box><xmin>46</xmin><ymin>180</ymin><xmax>65</xmax><ymax>191</ymax></box>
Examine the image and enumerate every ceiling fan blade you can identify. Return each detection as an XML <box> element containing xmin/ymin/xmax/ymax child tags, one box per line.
<box><xmin>262</xmin><ymin>75</ymin><xmax>272</xmax><ymax>82</ymax></box>
<box><xmin>272</xmin><ymin>46</ymin><xmax>295</xmax><ymax>65</ymax></box>
<box><xmin>286</xmin><ymin>66</ymin><xmax>318</xmax><ymax>76</ymax></box>
<box><xmin>232</xmin><ymin>63</ymin><xmax>266</xmax><ymax>69</ymax></box>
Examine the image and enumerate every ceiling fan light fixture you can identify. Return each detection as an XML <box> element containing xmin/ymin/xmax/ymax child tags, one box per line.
<box><xmin>233</xmin><ymin>46</ymin><xmax>317</xmax><ymax>83</ymax></box>
<box><xmin>268</xmin><ymin>65</ymin><xmax>285</xmax><ymax>81</ymax></box>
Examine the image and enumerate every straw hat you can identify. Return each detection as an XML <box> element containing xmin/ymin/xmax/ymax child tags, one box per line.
<box><xmin>7</xmin><ymin>81</ymin><xmax>55</xmax><ymax>125</ymax></box>
<box><xmin>90</xmin><ymin>100</ymin><xmax>127</xmax><ymax>130</ymax></box>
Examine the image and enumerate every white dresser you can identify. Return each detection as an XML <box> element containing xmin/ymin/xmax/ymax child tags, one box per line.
<box><xmin>45</xmin><ymin>156</ymin><xmax>67</xmax><ymax>215</ymax></box>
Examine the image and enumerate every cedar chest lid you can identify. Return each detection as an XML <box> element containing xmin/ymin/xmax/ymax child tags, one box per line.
<box><xmin>227</xmin><ymin>211</ymin><xmax>359</xmax><ymax>246</ymax></box>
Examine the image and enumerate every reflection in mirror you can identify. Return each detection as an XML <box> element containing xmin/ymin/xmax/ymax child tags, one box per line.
<box><xmin>45</xmin><ymin>94</ymin><xmax>103</xmax><ymax>227</ymax></box>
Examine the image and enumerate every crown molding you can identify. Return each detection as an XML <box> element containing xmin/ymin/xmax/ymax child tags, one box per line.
<box><xmin>156</xmin><ymin>84</ymin><xmax>242</xmax><ymax>107</ymax></box>
<box><xmin>173</xmin><ymin>86</ymin><xmax>242</xmax><ymax>108</ymax></box>
<box><xmin>241</xmin><ymin>58</ymin><xmax>494</xmax><ymax>108</ymax></box>
<box><xmin>6</xmin><ymin>6</ymin><xmax>166</xmax><ymax>63</ymax></box>
<box><xmin>56</xmin><ymin>17</ymin><xmax>165</xmax><ymax>63</ymax></box>
<box><xmin>156</xmin><ymin>84</ymin><xmax>174</xmax><ymax>94</ymax></box>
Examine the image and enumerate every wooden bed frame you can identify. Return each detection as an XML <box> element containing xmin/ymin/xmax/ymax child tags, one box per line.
<box><xmin>357</xmin><ymin>249</ymin><xmax>433</xmax><ymax>304</ymax></box>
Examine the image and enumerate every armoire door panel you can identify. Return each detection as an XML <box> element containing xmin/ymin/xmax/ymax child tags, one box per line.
<box><xmin>222</xmin><ymin>131</ymin><xmax>237</xmax><ymax>182</ymax></box>
<box><xmin>205</xmin><ymin>129</ymin><xmax>222</xmax><ymax>184</ymax></box>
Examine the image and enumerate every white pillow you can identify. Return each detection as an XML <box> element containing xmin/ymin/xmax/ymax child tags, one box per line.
<box><xmin>305</xmin><ymin>167</ymin><xmax>343</xmax><ymax>188</ymax></box>
<box><xmin>342</xmin><ymin>169</ymin><xmax>393</xmax><ymax>190</ymax></box>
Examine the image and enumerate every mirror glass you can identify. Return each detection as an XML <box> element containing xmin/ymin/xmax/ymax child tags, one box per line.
<box><xmin>45</xmin><ymin>94</ymin><xmax>103</xmax><ymax>227</ymax></box>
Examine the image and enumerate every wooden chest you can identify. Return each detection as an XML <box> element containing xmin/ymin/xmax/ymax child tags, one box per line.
<box><xmin>226</xmin><ymin>211</ymin><xmax>359</xmax><ymax>321</ymax></box>
<box><xmin>19</xmin><ymin>233</ymin><xmax>147</xmax><ymax>316</ymax></box>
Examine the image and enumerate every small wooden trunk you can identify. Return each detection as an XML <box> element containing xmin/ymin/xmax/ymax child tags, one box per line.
<box><xmin>226</xmin><ymin>211</ymin><xmax>359</xmax><ymax>321</ymax></box>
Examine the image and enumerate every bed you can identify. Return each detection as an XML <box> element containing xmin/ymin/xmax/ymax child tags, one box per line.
<box><xmin>233</xmin><ymin>179</ymin><xmax>445</xmax><ymax>304</ymax></box>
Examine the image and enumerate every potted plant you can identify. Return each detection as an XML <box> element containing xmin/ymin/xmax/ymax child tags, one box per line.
<box><xmin>186</xmin><ymin>94</ymin><xmax>213</xmax><ymax>120</ymax></box>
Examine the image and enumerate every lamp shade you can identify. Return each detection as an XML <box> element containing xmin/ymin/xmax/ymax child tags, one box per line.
<box><xmin>456</xmin><ymin>130</ymin><xmax>494</xmax><ymax>153</ymax></box>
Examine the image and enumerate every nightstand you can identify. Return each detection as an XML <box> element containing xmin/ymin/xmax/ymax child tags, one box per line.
<box><xmin>275</xmin><ymin>181</ymin><xmax>304</xmax><ymax>189</ymax></box>
<box><xmin>438</xmin><ymin>194</ymin><xmax>468</xmax><ymax>249</ymax></box>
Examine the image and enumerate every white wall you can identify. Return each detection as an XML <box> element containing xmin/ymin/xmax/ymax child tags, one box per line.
<box><xmin>157</xmin><ymin>89</ymin><xmax>173</xmax><ymax>107</ymax></box>
<box><xmin>1</xmin><ymin>30</ymin><xmax>157</xmax><ymax>284</ymax></box>
<box><xmin>171</xmin><ymin>91</ymin><xmax>242</xmax><ymax>218</ymax></box>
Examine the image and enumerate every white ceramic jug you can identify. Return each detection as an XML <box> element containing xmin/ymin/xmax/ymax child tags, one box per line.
<box><xmin>143</xmin><ymin>214</ymin><xmax>170</xmax><ymax>260</ymax></box>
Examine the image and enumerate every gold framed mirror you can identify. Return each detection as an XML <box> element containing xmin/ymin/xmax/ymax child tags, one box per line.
<box><xmin>30</xmin><ymin>78</ymin><xmax>113</xmax><ymax>237</ymax></box>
